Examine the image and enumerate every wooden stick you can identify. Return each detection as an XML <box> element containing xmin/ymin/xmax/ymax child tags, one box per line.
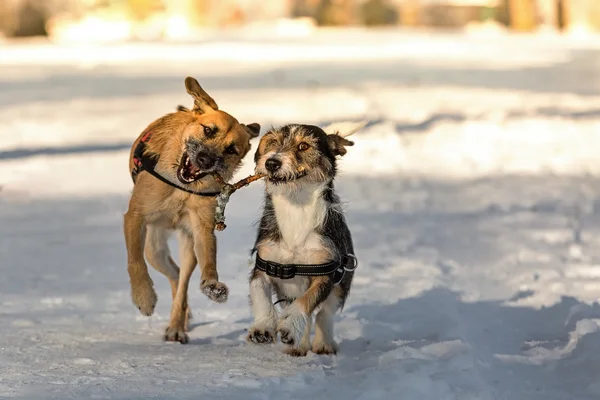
<box><xmin>212</xmin><ymin>173</ymin><xmax>266</xmax><ymax>231</ymax></box>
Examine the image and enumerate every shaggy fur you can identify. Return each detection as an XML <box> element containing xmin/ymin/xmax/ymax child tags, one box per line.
<box><xmin>246</xmin><ymin>122</ymin><xmax>365</xmax><ymax>356</ymax></box>
<box><xmin>124</xmin><ymin>77</ymin><xmax>260</xmax><ymax>344</ymax></box>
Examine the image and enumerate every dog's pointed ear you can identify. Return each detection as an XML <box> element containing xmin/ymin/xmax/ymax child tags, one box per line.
<box><xmin>327</xmin><ymin>134</ymin><xmax>354</xmax><ymax>157</ymax></box>
<box><xmin>243</xmin><ymin>123</ymin><xmax>261</xmax><ymax>139</ymax></box>
<box><xmin>184</xmin><ymin>77</ymin><xmax>219</xmax><ymax>113</ymax></box>
<box><xmin>321</xmin><ymin>120</ymin><xmax>368</xmax><ymax>138</ymax></box>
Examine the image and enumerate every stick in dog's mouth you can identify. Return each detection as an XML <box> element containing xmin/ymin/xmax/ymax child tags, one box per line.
<box><xmin>267</xmin><ymin>165</ymin><xmax>306</xmax><ymax>184</ymax></box>
<box><xmin>212</xmin><ymin>172</ymin><xmax>266</xmax><ymax>231</ymax></box>
<box><xmin>212</xmin><ymin>166</ymin><xmax>307</xmax><ymax>231</ymax></box>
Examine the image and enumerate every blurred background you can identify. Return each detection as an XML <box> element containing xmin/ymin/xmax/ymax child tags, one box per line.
<box><xmin>1</xmin><ymin>0</ymin><xmax>600</xmax><ymax>40</ymax></box>
<box><xmin>3</xmin><ymin>1</ymin><xmax>600</xmax><ymax>400</ymax></box>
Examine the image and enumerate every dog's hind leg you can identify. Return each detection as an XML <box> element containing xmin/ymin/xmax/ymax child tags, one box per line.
<box><xmin>164</xmin><ymin>231</ymin><xmax>197</xmax><ymax>344</ymax></box>
<box><xmin>312</xmin><ymin>292</ymin><xmax>340</xmax><ymax>355</ymax></box>
<box><xmin>124</xmin><ymin>204</ymin><xmax>157</xmax><ymax>316</ymax></box>
<box><xmin>144</xmin><ymin>225</ymin><xmax>193</xmax><ymax>331</ymax></box>
<box><xmin>170</xmin><ymin>266</ymin><xmax>193</xmax><ymax>332</ymax></box>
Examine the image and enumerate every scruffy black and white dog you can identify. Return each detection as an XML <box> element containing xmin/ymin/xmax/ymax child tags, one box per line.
<box><xmin>246</xmin><ymin>121</ymin><xmax>365</xmax><ymax>357</ymax></box>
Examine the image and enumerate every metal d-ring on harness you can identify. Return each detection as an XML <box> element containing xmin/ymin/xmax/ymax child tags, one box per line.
<box><xmin>130</xmin><ymin>130</ymin><xmax>221</xmax><ymax>197</ymax></box>
<box><xmin>255</xmin><ymin>253</ymin><xmax>358</xmax><ymax>285</ymax></box>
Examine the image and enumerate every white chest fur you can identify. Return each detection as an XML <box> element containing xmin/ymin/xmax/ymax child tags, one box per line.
<box><xmin>259</xmin><ymin>183</ymin><xmax>331</xmax><ymax>266</ymax></box>
<box><xmin>259</xmin><ymin>183</ymin><xmax>330</xmax><ymax>300</ymax></box>
<box><xmin>273</xmin><ymin>184</ymin><xmax>326</xmax><ymax>252</ymax></box>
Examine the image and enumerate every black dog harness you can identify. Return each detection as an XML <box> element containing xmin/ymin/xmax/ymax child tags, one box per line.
<box><xmin>131</xmin><ymin>130</ymin><xmax>221</xmax><ymax>197</ymax></box>
<box><xmin>255</xmin><ymin>253</ymin><xmax>358</xmax><ymax>285</ymax></box>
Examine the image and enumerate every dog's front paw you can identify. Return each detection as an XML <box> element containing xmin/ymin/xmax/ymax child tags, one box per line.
<box><xmin>312</xmin><ymin>341</ymin><xmax>338</xmax><ymax>355</ymax></box>
<box><xmin>277</xmin><ymin>310</ymin><xmax>308</xmax><ymax>347</ymax></box>
<box><xmin>131</xmin><ymin>277</ymin><xmax>157</xmax><ymax>316</ymax></box>
<box><xmin>164</xmin><ymin>325</ymin><xmax>189</xmax><ymax>344</ymax></box>
<box><xmin>247</xmin><ymin>324</ymin><xmax>276</xmax><ymax>345</ymax></box>
<box><xmin>284</xmin><ymin>347</ymin><xmax>309</xmax><ymax>357</ymax></box>
<box><xmin>201</xmin><ymin>280</ymin><xmax>228</xmax><ymax>303</ymax></box>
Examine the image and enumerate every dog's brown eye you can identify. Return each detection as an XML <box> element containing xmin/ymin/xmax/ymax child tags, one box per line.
<box><xmin>203</xmin><ymin>125</ymin><xmax>216</xmax><ymax>136</ymax></box>
<box><xmin>225</xmin><ymin>144</ymin><xmax>238</xmax><ymax>155</ymax></box>
<box><xmin>298</xmin><ymin>142</ymin><xmax>310</xmax><ymax>151</ymax></box>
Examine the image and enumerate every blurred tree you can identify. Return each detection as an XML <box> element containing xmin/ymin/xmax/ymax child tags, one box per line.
<box><xmin>494</xmin><ymin>0</ymin><xmax>511</xmax><ymax>26</ymax></box>
<box><xmin>507</xmin><ymin>0</ymin><xmax>535</xmax><ymax>31</ymax></box>
<box><xmin>13</xmin><ymin>0</ymin><xmax>47</xmax><ymax>36</ymax></box>
<box><xmin>480</xmin><ymin>4</ymin><xmax>496</xmax><ymax>21</ymax></box>
<box><xmin>291</xmin><ymin>0</ymin><xmax>321</xmax><ymax>18</ymax></box>
<box><xmin>399</xmin><ymin>0</ymin><xmax>420</xmax><ymax>26</ymax></box>
<box><xmin>316</xmin><ymin>0</ymin><xmax>355</xmax><ymax>26</ymax></box>
<box><xmin>0</xmin><ymin>0</ymin><xmax>18</xmax><ymax>36</ymax></box>
<box><xmin>361</xmin><ymin>0</ymin><xmax>398</xmax><ymax>26</ymax></box>
<box><xmin>591</xmin><ymin>1</ymin><xmax>600</xmax><ymax>30</ymax></box>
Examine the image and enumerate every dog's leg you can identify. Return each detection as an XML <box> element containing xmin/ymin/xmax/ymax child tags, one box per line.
<box><xmin>247</xmin><ymin>270</ymin><xmax>277</xmax><ymax>344</ymax></box>
<box><xmin>164</xmin><ymin>231</ymin><xmax>196</xmax><ymax>344</ymax></box>
<box><xmin>277</xmin><ymin>276</ymin><xmax>332</xmax><ymax>354</ymax></box>
<box><xmin>285</xmin><ymin>315</ymin><xmax>312</xmax><ymax>357</ymax></box>
<box><xmin>190</xmin><ymin>214</ymin><xmax>228</xmax><ymax>303</ymax></box>
<box><xmin>168</xmin><ymin>265</ymin><xmax>193</xmax><ymax>332</ymax></box>
<box><xmin>177</xmin><ymin>231</ymin><xmax>195</xmax><ymax>332</ymax></box>
<box><xmin>312</xmin><ymin>292</ymin><xmax>340</xmax><ymax>355</ymax></box>
<box><xmin>144</xmin><ymin>226</ymin><xmax>193</xmax><ymax>331</ymax></box>
<box><xmin>145</xmin><ymin>225</ymin><xmax>179</xmax><ymax>281</ymax></box>
<box><xmin>124</xmin><ymin>205</ymin><xmax>157</xmax><ymax>316</ymax></box>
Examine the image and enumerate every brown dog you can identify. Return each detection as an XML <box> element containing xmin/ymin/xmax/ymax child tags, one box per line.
<box><xmin>124</xmin><ymin>77</ymin><xmax>260</xmax><ymax>344</ymax></box>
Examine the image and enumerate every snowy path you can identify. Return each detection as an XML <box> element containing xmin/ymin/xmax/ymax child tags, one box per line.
<box><xmin>2</xmin><ymin>30</ymin><xmax>600</xmax><ymax>399</ymax></box>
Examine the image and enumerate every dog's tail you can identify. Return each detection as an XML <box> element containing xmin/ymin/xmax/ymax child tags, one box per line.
<box><xmin>322</xmin><ymin>120</ymin><xmax>369</xmax><ymax>138</ymax></box>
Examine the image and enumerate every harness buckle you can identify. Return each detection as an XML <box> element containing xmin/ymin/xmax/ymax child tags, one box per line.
<box><xmin>344</xmin><ymin>254</ymin><xmax>358</xmax><ymax>272</ymax></box>
<box><xmin>264</xmin><ymin>261</ymin><xmax>296</xmax><ymax>279</ymax></box>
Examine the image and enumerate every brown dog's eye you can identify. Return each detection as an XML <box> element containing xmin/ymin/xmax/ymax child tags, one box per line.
<box><xmin>298</xmin><ymin>142</ymin><xmax>310</xmax><ymax>151</ymax></box>
<box><xmin>203</xmin><ymin>125</ymin><xmax>216</xmax><ymax>136</ymax></box>
<box><xmin>225</xmin><ymin>144</ymin><xmax>238</xmax><ymax>155</ymax></box>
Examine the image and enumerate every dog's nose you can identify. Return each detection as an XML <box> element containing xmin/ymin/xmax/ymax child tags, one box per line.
<box><xmin>196</xmin><ymin>152</ymin><xmax>215</xmax><ymax>170</ymax></box>
<box><xmin>265</xmin><ymin>158</ymin><xmax>281</xmax><ymax>172</ymax></box>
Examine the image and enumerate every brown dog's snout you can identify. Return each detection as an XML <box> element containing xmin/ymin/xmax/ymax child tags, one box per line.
<box><xmin>265</xmin><ymin>158</ymin><xmax>282</xmax><ymax>173</ymax></box>
<box><xmin>196</xmin><ymin>151</ymin><xmax>216</xmax><ymax>170</ymax></box>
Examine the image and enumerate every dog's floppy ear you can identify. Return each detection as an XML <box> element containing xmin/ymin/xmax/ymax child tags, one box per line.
<box><xmin>321</xmin><ymin>120</ymin><xmax>368</xmax><ymax>138</ymax></box>
<box><xmin>243</xmin><ymin>123</ymin><xmax>261</xmax><ymax>139</ymax></box>
<box><xmin>184</xmin><ymin>77</ymin><xmax>219</xmax><ymax>113</ymax></box>
<box><xmin>323</xmin><ymin>120</ymin><xmax>367</xmax><ymax>156</ymax></box>
<box><xmin>327</xmin><ymin>134</ymin><xmax>354</xmax><ymax>157</ymax></box>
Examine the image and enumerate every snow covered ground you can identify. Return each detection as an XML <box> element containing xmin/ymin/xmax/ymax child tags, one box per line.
<box><xmin>2</xmin><ymin>29</ymin><xmax>600</xmax><ymax>399</ymax></box>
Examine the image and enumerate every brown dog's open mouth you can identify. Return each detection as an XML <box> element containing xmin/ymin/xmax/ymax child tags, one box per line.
<box><xmin>177</xmin><ymin>153</ymin><xmax>209</xmax><ymax>184</ymax></box>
